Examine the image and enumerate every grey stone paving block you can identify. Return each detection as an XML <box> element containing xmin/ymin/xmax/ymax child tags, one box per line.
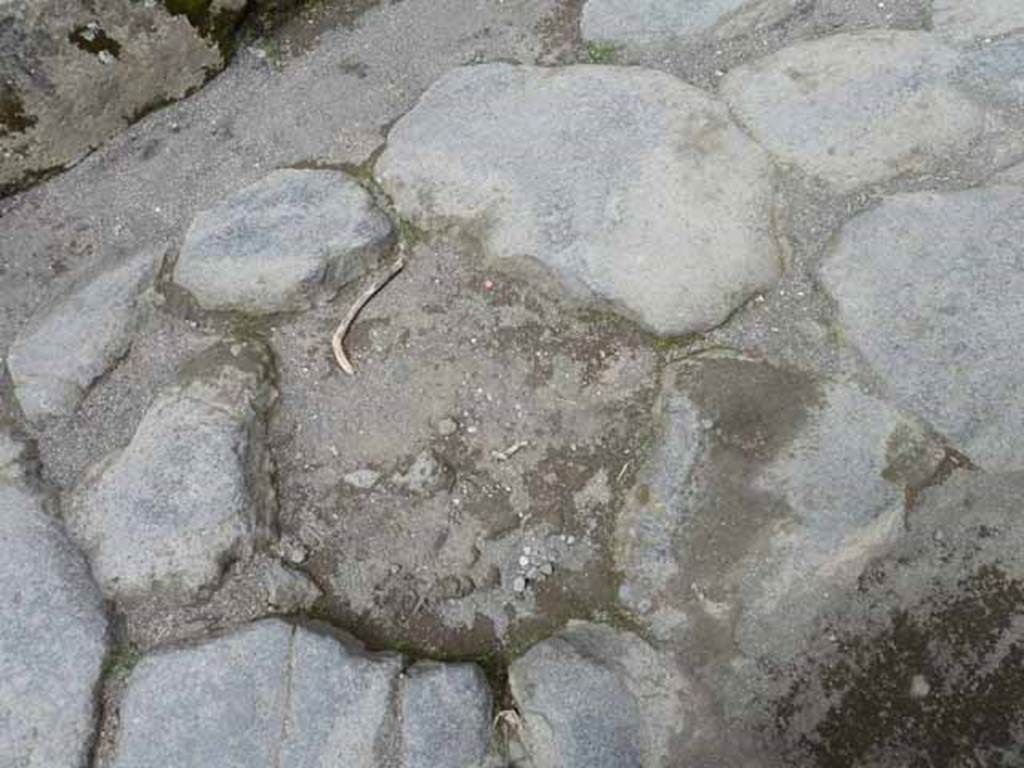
<box><xmin>174</xmin><ymin>169</ymin><xmax>394</xmax><ymax>314</ymax></box>
<box><xmin>582</xmin><ymin>0</ymin><xmax>801</xmax><ymax>45</ymax></box>
<box><xmin>0</xmin><ymin>431</ymin><xmax>108</xmax><ymax>768</ymax></box>
<box><xmin>110</xmin><ymin>620</ymin><xmax>294</xmax><ymax>768</ymax></box>
<box><xmin>399</xmin><ymin>662</ymin><xmax>493</xmax><ymax>768</ymax></box>
<box><xmin>509</xmin><ymin>621</ymin><xmax>698</xmax><ymax>767</ymax></box>
<box><xmin>67</xmin><ymin>340</ymin><xmax>276</xmax><ymax>602</ymax></box>
<box><xmin>821</xmin><ymin>187</ymin><xmax>1024</xmax><ymax>470</ymax></box>
<box><xmin>721</xmin><ymin>32</ymin><xmax>990</xmax><ymax>191</ymax></box>
<box><xmin>6</xmin><ymin>245</ymin><xmax>164</xmax><ymax>422</ymax></box>
<box><xmin>933</xmin><ymin>0</ymin><xmax>1024</xmax><ymax>41</ymax></box>
<box><xmin>376</xmin><ymin>63</ymin><xmax>780</xmax><ymax>337</ymax></box>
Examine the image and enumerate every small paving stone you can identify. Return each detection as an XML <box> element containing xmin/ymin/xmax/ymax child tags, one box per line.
<box><xmin>398</xmin><ymin>662</ymin><xmax>493</xmax><ymax>768</ymax></box>
<box><xmin>1</xmin><ymin>430</ymin><xmax>108</xmax><ymax>768</ymax></box>
<box><xmin>820</xmin><ymin>187</ymin><xmax>1024</xmax><ymax>470</ymax></box>
<box><xmin>377</xmin><ymin>63</ymin><xmax>780</xmax><ymax>336</ymax></box>
<box><xmin>721</xmin><ymin>32</ymin><xmax>991</xmax><ymax>191</ymax></box>
<box><xmin>174</xmin><ymin>169</ymin><xmax>394</xmax><ymax>313</ymax></box>
<box><xmin>66</xmin><ymin>340</ymin><xmax>277</xmax><ymax>602</ymax></box>
<box><xmin>509</xmin><ymin>621</ymin><xmax>702</xmax><ymax>767</ymax></box>
<box><xmin>6</xmin><ymin>244</ymin><xmax>164</xmax><ymax>422</ymax></box>
<box><xmin>582</xmin><ymin>0</ymin><xmax>801</xmax><ymax>46</ymax></box>
<box><xmin>933</xmin><ymin>0</ymin><xmax>1024</xmax><ymax>42</ymax></box>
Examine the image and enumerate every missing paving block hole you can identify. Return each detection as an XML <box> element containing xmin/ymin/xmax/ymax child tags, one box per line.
<box><xmin>69</xmin><ymin>23</ymin><xmax>122</xmax><ymax>59</ymax></box>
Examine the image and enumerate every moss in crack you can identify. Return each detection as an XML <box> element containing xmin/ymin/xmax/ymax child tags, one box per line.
<box><xmin>101</xmin><ymin>644</ymin><xmax>143</xmax><ymax>684</ymax></box>
<box><xmin>583</xmin><ymin>41</ymin><xmax>620</xmax><ymax>64</ymax></box>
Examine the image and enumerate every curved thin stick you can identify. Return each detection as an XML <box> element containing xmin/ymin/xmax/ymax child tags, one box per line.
<box><xmin>332</xmin><ymin>255</ymin><xmax>406</xmax><ymax>375</ymax></box>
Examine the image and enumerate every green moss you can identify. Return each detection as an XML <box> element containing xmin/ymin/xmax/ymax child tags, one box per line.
<box><xmin>584</xmin><ymin>42</ymin><xmax>620</xmax><ymax>64</ymax></box>
<box><xmin>102</xmin><ymin>645</ymin><xmax>142</xmax><ymax>683</ymax></box>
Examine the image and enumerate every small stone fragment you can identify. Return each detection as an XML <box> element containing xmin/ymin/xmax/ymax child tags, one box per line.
<box><xmin>377</xmin><ymin>63</ymin><xmax>780</xmax><ymax>336</ymax></box>
<box><xmin>513</xmin><ymin>576</ymin><xmax>527</xmax><ymax>593</ymax></box>
<box><xmin>393</xmin><ymin>450</ymin><xmax>454</xmax><ymax>495</ymax></box>
<box><xmin>174</xmin><ymin>169</ymin><xmax>394</xmax><ymax>313</ymax></box>
<box><xmin>398</xmin><ymin>662</ymin><xmax>493</xmax><ymax>768</ymax></box>
<box><xmin>437</xmin><ymin>417</ymin><xmax>459</xmax><ymax>436</ymax></box>
<box><xmin>67</xmin><ymin>340</ymin><xmax>277</xmax><ymax>602</ymax></box>
<box><xmin>345</xmin><ymin>468</ymin><xmax>382</xmax><ymax>489</ymax></box>
<box><xmin>7</xmin><ymin>245</ymin><xmax>165</xmax><ymax>421</ymax></box>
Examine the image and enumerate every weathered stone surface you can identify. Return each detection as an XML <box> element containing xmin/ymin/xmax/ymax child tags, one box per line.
<box><xmin>933</xmin><ymin>0</ymin><xmax>1024</xmax><ymax>42</ymax></box>
<box><xmin>994</xmin><ymin>161</ymin><xmax>1024</xmax><ymax>185</ymax></box>
<box><xmin>399</xmin><ymin>662</ymin><xmax>492</xmax><ymax>768</ymax></box>
<box><xmin>821</xmin><ymin>187</ymin><xmax>1024</xmax><ymax>470</ymax></box>
<box><xmin>0</xmin><ymin>430</ymin><xmax>108</xmax><ymax>768</ymax></box>
<box><xmin>6</xmin><ymin>245</ymin><xmax>164</xmax><ymax>422</ymax></box>
<box><xmin>757</xmin><ymin>470</ymin><xmax>1024</xmax><ymax>763</ymax></box>
<box><xmin>582</xmin><ymin>0</ymin><xmax>802</xmax><ymax>46</ymax></box>
<box><xmin>509</xmin><ymin>621</ymin><xmax>701</xmax><ymax>767</ymax></box>
<box><xmin>614</xmin><ymin>354</ymin><xmax>945</xmax><ymax>657</ymax></box>
<box><xmin>67</xmin><ymin>340</ymin><xmax>276</xmax><ymax>602</ymax></box>
<box><xmin>376</xmin><ymin>63</ymin><xmax>780</xmax><ymax>336</ymax></box>
<box><xmin>174</xmin><ymin>169</ymin><xmax>394</xmax><ymax>313</ymax></box>
<box><xmin>721</xmin><ymin>32</ymin><xmax>992</xmax><ymax>191</ymax></box>
<box><xmin>0</xmin><ymin>0</ymin><xmax>232</xmax><ymax>196</ymax></box>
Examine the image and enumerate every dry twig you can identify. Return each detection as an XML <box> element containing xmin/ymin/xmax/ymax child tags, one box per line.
<box><xmin>331</xmin><ymin>255</ymin><xmax>406</xmax><ymax>375</ymax></box>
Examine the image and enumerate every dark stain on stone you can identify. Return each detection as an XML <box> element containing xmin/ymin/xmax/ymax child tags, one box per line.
<box><xmin>780</xmin><ymin>565</ymin><xmax>1024</xmax><ymax>766</ymax></box>
<box><xmin>0</xmin><ymin>83</ymin><xmax>36</xmax><ymax>137</ymax></box>
<box><xmin>68</xmin><ymin>23</ymin><xmax>122</xmax><ymax>58</ymax></box>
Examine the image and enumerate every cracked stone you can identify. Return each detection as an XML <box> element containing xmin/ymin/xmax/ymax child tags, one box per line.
<box><xmin>174</xmin><ymin>169</ymin><xmax>394</xmax><ymax>313</ymax></box>
<box><xmin>107</xmin><ymin>618</ymin><xmax>496</xmax><ymax>767</ymax></box>
<box><xmin>66</xmin><ymin>339</ymin><xmax>277</xmax><ymax>603</ymax></box>
<box><xmin>820</xmin><ymin>187</ymin><xmax>1024</xmax><ymax>470</ymax></box>
<box><xmin>376</xmin><ymin>63</ymin><xmax>780</xmax><ymax>336</ymax></box>
<box><xmin>6</xmin><ymin>244</ymin><xmax>165</xmax><ymax>422</ymax></box>
<box><xmin>0</xmin><ymin>430</ymin><xmax>108</xmax><ymax>768</ymax></box>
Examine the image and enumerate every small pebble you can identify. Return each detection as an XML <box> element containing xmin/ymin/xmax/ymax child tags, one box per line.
<box><xmin>512</xmin><ymin>576</ymin><xmax>527</xmax><ymax>593</ymax></box>
<box><xmin>518</xmin><ymin>555</ymin><xmax>529</xmax><ymax>568</ymax></box>
<box><xmin>539</xmin><ymin>562</ymin><xmax>554</xmax><ymax>576</ymax></box>
<box><xmin>437</xmin><ymin>417</ymin><xmax>458</xmax><ymax>437</ymax></box>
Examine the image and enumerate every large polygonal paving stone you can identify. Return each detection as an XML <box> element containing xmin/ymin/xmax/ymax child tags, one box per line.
<box><xmin>821</xmin><ymin>187</ymin><xmax>1024</xmax><ymax>470</ymax></box>
<box><xmin>721</xmin><ymin>31</ymin><xmax>1008</xmax><ymax>191</ymax></box>
<box><xmin>614</xmin><ymin>353</ymin><xmax>946</xmax><ymax>660</ymax></box>
<box><xmin>1</xmin><ymin>430</ymin><xmax>108</xmax><ymax>768</ymax></box>
<box><xmin>376</xmin><ymin>63</ymin><xmax>781</xmax><ymax>337</ymax></box>
<box><xmin>67</xmin><ymin>340</ymin><xmax>277</xmax><ymax>602</ymax></box>
<box><xmin>174</xmin><ymin>169</ymin><xmax>394</xmax><ymax>314</ymax></box>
